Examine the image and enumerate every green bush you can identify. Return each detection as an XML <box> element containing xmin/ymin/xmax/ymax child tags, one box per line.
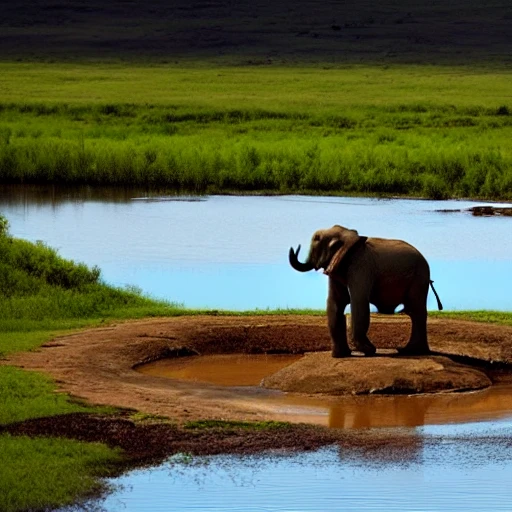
<box><xmin>0</xmin><ymin>216</ymin><xmax>174</xmax><ymax>322</ymax></box>
<box><xmin>0</xmin><ymin>236</ymin><xmax>100</xmax><ymax>290</ymax></box>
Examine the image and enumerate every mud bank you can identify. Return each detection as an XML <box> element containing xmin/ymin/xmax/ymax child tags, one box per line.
<box><xmin>5</xmin><ymin>315</ymin><xmax>512</xmax><ymax>422</ymax></box>
<box><xmin>3</xmin><ymin>314</ymin><xmax>512</xmax><ymax>464</ymax></box>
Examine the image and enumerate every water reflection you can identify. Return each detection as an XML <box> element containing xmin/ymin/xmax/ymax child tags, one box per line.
<box><xmin>325</xmin><ymin>385</ymin><xmax>512</xmax><ymax>428</ymax></box>
<box><xmin>138</xmin><ymin>354</ymin><xmax>512</xmax><ymax>429</ymax></box>
<box><xmin>0</xmin><ymin>184</ymin><xmax>206</xmax><ymax>206</ymax></box>
<box><xmin>96</xmin><ymin>427</ymin><xmax>512</xmax><ymax>512</ymax></box>
<box><xmin>1</xmin><ymin>186</ymin><xmax>512</xmax><ymax>311</ymax></box>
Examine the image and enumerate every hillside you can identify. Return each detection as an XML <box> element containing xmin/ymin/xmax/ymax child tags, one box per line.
<box><xmin>2</xmin><ymin>0</ymin><xmax>512</xmax><ymax>64</ymax></box>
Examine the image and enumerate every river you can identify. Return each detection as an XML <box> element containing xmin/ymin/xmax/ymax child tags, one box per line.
<box><xmin>1</xmin><ymin>187</ymin><xmax>512</xmax><ymax>311</ymax></box>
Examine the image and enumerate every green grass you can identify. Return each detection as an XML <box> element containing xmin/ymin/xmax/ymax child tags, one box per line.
<box><xmin>184</xmin><ymin>419</ymin><xmax>289</xmax><ymax>430</ymax></box>
<box><xmin>0</xmin><ymin>226</ymin><xmax>180</xmax><ymax>331</ymax></box>
<box><xmin>1</xmin><ymin>64</ymin><xmax>512</xmax><ymax>199</ymax></box>
<box><xmin>432</xmin><ymin>310</ymin><xmax>512</xmax><ymax>326</ymax></box>
<box><xmin>0</xmin><ymin>366</ymin><xmax>101</xmax><ymax>425</ymax></box>
<box><xmin>0</xmin><ymin>435</ymin><xmax>122</xmax><ymax>512</ymax></box>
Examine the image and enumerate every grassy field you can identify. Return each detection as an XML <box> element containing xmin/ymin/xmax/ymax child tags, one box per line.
<box><xmin>1</xmin><ymin>1</ymin><xmax>512</xmax><ymax>198</ymax></box>
<box><xmin>1</xmin><ymin>63</ymin><xmax>512</xmax><ymax>199</ymax></box>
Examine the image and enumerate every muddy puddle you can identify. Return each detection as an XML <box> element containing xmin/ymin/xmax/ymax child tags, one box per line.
<box><xmin>136</xmin><ymin>354</ymin><xmax>512</xmax><ymax>428</ymax></box>
<box><xmin>137</xmin><ymin>353</ymin><xmax>303</xmax><ymax>387</ymax></box>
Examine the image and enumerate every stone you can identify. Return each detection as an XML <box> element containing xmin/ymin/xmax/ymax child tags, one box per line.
<box><xmin>262</xmin><ymin>351</ymin><xmax>492</xmax><ymax>395</ymax></box>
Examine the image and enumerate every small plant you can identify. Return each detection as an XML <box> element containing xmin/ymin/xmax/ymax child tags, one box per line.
<box><xmin>184</xmin><ymin>419</ymin><xmax>289</xmax><ymax>430</ymax></box>
<box><xmin>496</xmin><ymin>105</ymin><xmax>510</xmax><ymax>116</ymax></box>
<box><xmin>422</xmin><ymin>174</ymin><xmax>449</xmax><ymax>200</ymax></box>
<box><xmin>0</xmin><ymin>215</ymin><xmax>9</xmax><ymax>236</ymax></box>
<box><xmin>0</xmin><ymin>127</ymin><xmax>12</xmax><ymax>145</ymax></box>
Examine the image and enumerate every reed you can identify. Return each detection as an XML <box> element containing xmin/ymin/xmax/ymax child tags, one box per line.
<box><xmin>1</xmin><ymin>64</ymin><xmax>512</xmax><ymax>199</ymax></box>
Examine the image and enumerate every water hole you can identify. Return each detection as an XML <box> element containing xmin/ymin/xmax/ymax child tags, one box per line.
<box><xmin>137</xmin><ymin>354</ymin><xmax>512</xmax><ymax>429</ymax></box>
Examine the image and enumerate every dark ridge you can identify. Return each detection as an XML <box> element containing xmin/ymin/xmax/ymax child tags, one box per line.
<box><xmin>1</xmin><ymin>0</ymin><xmax>512</xmax><ymax>64</ymax></box>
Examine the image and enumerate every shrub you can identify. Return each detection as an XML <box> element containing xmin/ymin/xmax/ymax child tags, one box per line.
<box><xmin>0</xmin><ymin>216</ymin><xmax>9</xmax><ymax>237</ymax></box>
<box><xmin>422</xmin><ymin>174</ymin><xmax>450</xmax><ymax>200</ymax></box>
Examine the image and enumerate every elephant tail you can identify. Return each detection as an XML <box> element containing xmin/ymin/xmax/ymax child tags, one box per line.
<box><xmin>429</xmin><ymin>280</ymin><xmax>443</xmax><ymax>311</ymax></box>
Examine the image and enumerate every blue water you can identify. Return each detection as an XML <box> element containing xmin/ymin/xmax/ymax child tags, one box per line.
<box><xmin>2</xmin><ymin>193</ymin><xmax>512</xmax><ymax>311</ymax></box>
<box><xmin>97</xmin><ymin>420</ymin><xmax>512</xmax><ymax>512</ymax></box>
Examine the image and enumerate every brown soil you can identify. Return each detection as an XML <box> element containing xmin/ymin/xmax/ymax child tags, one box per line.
<box><xmin>3</xmin><ymin>315</ymin><xmax>512</xmax><ymax>465</ymax></box>
<box><xmin>262</xmin><ymin>352</ymin><xmax>492</xmax><ymax>395</ymax></box>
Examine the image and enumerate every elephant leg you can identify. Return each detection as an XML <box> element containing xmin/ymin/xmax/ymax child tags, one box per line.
<box><xmin>327</xmin><ymin>281</ymin><xmax>351</xmax><ymax>357</ymax></box>
<box><xmin>398</xmin><ymin>289</ymin><xmax>430</xmax><ymax>355</ymax></box>
<box><xmin>349</xmin><ymin>294</ymin><xmax>376</xmax><ymax>357</ymax></box>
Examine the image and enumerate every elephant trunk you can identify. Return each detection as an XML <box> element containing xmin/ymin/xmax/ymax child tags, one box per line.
<box><xmin>289</xmin><ymin>245</ymin><xmax>314</xmax><ymax>272</ymax></box>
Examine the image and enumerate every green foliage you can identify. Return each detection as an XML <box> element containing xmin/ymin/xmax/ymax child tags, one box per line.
<box><xmin>0</xmin><ymin>366</ymin><xmax>96</xmax><ymax>425</ymax></box>
<box><xmin>0</xmin><ymin>435</ymin><xmax>121</xmax><ymax>512</ymax></box>
<box><xmin>1</xmin><ymin>64</ymin><xmax>512</xmax><ymax>199</ymax></box>
<box><xmin>0</xmin><ymin>224</ymin><xmax>178</xmax><ymax>325</ymax></box>
<box><xmin>0</xmin><ymin>237</ymin><xmax>100</xmax><ymax>291</ymax></box>
<box><xmin>184</xmin><ymin>419</ymin><xmax>289</xmax><ymax>430</ymax></box>
<box><xmin>432</xmin><ymin>310</ymin><xmax>512</xmax><ymax>326</ymax></box>
<box><xmin>0</xmin><ymin>215</ymin><xmax>8</xmax><ymax>236</ymax></box>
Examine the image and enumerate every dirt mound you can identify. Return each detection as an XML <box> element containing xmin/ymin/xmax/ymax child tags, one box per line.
<box><xmin>4</xmin><ymin>315</ymin><xmax>512</xmax><ymax>424</ymax></box>
<box><xmin>262</xmin><ymin>351</ymin><xmax>492</xmax><ymax>395</ymax></box>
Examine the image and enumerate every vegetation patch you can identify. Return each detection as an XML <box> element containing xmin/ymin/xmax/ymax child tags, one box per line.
<box><xmin>0</xmin><ymin>216</ymin><xmax>179</xmax><ymax>511</ymax></box>
<box><xmin>0</xmin><ymin>435</ymin><xmax>121</xmax><ymax>512</ymax></box>
<box><xmin>433</xmin><ymin>310</ymin><xmax>512</xmax><ymax>327</ymax></box>
<box><xmin>1</xmin><ymin>64</ymin><xmax>512</xmax><ymax>199</ymax></box>
<box><xmin>184</xmin><ymin>420</ymin><xmax>289</xmax><ymax>431</ymax></box>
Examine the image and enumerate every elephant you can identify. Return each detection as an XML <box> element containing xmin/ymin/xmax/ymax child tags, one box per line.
<box><xmin>289</xmin><ymin>225</ymin><xmax>443</xmax><ymax>357</ymax></box>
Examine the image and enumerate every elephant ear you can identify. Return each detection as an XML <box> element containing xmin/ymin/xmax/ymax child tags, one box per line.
<box><xmin>324</xmin><ymin>230</ymin><xmax>367</xmax><ymax>276</ymax></box>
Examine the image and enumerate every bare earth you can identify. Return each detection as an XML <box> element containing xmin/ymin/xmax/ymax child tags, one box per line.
<box><xmin>3</xmin><ymin>315</ymin><xmax>512</xmax><ymax>464</ymax></box>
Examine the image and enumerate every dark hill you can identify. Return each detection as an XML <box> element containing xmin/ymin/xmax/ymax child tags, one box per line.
<box><xmin>2</xmin><ymin>0</ymin><xmax>512</xmax><ymax>64</ymax></box>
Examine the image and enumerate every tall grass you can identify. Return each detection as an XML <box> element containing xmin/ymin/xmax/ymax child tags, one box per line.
<box><xmin>1</xmin><ymin>64</ymin><xmax>512</xmax><ymax>199</ymax></box>
<box><xmin>1</xmin><ymin>103</ymin><xmax>511</xmax><ymax>198</ymax></box>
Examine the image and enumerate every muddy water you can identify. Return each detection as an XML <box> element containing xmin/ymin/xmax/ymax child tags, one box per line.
<box><xmin>138</xmin><ymin>354</ymin><xmax>512</xmax><ymax>429</ymax></box>
<box><xmin>137</xmin><ymin>354</ymin><xmax>303</xmax><ymax>387</ymax></box>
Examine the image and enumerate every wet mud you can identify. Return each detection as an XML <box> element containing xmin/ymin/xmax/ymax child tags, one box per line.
<box><xmin>4</xmin><ymin>315</ymin><xmax>512</xmax><ymax>464</ymax></box>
